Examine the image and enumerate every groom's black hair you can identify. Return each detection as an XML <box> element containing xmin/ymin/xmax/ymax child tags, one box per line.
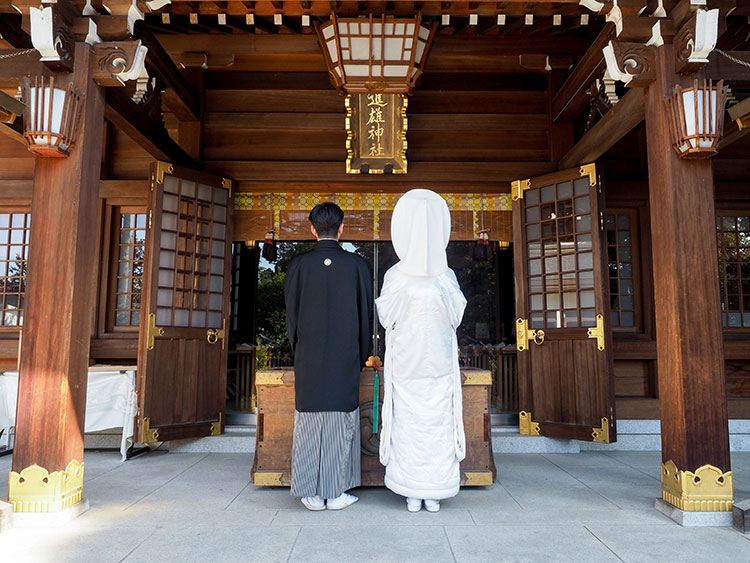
<box><xmin>309</xmin><ymin>202</ymin><xmax>344</xmax><ymax>238</ymax></box>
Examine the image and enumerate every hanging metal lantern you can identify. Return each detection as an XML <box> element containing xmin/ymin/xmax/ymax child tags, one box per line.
<box><xmin>315</xmin><ymin>13</ymin><xmax>437</xmax><ymax>95</ymax></box>
<box><xmin>21</xmin><ymin>75</ymin><xmax>81</xmax><ymax>158</ymax></box>
<box><xmin>667</xmin><ymin>78</ymin><xmax>726</xmax><ymax>159</ymax></box>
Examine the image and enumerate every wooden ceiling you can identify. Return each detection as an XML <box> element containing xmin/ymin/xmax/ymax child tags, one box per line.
<box><xmin>146</xmin><ymin>1</ymin><xmax>603</xmax><ymax>36</ymax></box>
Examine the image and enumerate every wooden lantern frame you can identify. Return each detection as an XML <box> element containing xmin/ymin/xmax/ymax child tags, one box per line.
<box><xmin>667</xmin><ymin>79</ymin><xmax>726</xmax><ymax>159</ymax></box>
<box><xmin>315</xmin><ymin>13</ymin><xmax>437</xmax><ymax>95</ymax></box>
<box><xmin>21</xmin><ymin>75</ymin><xmax>81</xmax><ymax>158</ymax></box>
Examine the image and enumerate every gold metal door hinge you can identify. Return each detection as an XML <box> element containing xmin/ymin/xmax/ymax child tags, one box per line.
<box><xmin>206</xmin><ymin>318</ymin><xmax>226</xmax><ymax>349</ymax></box>
<box><xmin>147</xmin><ymin>313</ymin><xmax>165</xmax><ymax>351</ymax></box>
<box><xmin>592</xmin><ymin>417</ymin><xmax>610</xmax><ymax>443</ymax></box>
<box><xmin>580</xmin><ymin>163</ymin><xmax>597</xmax><ymax>188</ymax></box>
<box><xmin>516</xmin><ymin>318</ymin><xmax>545</xmax><ymax>351</ymax></box>
<box><xmin>519</xmin><ymin>411</ymin><xmax>540</xmax><ymax>436</ymax></box>
<box><xmin>210</xmin><ymin>412</ymin><xmax>223</xmax><ymax>436</ymax></box>
<box><xmin>511</xmin><ymin>178</ymin><xmax>531</xmax><ymax>201</ymax></box>
<box><xmin>222</xmin><ymin>177</ymin><xmax>232</xmax><ymax>197</ymax></box>
<box><xmin>587</xmin><ymin>314</ymin><xmax>605</xmax><ymax>351</ymax></box>
<box><xmin>155</xmin><ymin>161</ymin><xmax>174</xmax><ymax>184</ymax></box>
<box><xmin>140</xmin><ymin>417</ymin><xmax>159</xmax><ymax>443</ymax></box>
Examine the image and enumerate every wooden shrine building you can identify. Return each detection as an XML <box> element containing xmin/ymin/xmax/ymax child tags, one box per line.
<box><xmin>0</xmin><ymin>0</ymin><xmax>749</xmax><ymax>519</ymax></box>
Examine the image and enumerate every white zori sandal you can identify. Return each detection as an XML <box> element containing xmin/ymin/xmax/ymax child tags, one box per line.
<box><xmin>423</xmin><ymin>499</ymin><xmax>440</xmax><ymax>513</ymax></box>
<box><xmin>301</xmin><ymin>496</ymin><xmax>326</xmax><ymax>511</ymax></box>
<box><xmin>326</xmin><ymin>492</ymin><xmax>359</xmax><ymax>510</ymax></box>
<box><xmin>406</xmin><ymin>498</ymin><xmax>423</xmax><ymax>512</ymax></box>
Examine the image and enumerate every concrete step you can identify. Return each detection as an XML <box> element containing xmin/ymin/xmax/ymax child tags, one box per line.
<box><xmin>72</xmin><ymin>420</ymin><xmax>750</xmax><ymax>455</ymax></box>
<box><xmin>168</xmin><ymin>425</ymin><xmax>256</xmax><ymax>454</ymax></box>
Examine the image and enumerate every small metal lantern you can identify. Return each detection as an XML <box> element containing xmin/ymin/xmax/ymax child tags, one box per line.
<box><xmin>667</xmin><ymin>79</ymin><xmax>726</xmax><ymax>159</ymax></box>
<box><xmin>21</xmin><ymin>75</ymin><xmax>81</xmax><ymax>158</ymax></box>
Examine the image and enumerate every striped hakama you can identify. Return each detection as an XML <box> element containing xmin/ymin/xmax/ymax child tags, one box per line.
<box><xmin>290</xmin><ymin>408</ymin><xmax>361</xmax><ymax>499</ymax></box>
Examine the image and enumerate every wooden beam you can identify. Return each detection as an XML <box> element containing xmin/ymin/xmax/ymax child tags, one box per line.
<box><xmin>551</xmin><ymin>22</ymin><xmax>615</xmax><ymax>123</ymax></box>
<box><xmin>0</xmin><ymin>119</ymin><xmax>25</xmax><ymax>147</ymax></box>
<box><xmin>559</xmin><ymin>88</ymin><xmax>645</xmax><ymax>170</ymax></box>
<box><xmin>718</xmin><ymin>119</ymin><xmax>750</xmax><ymax>151</ymax></box>
<box><xmin>558</xmin><ymin>87</ymin><xmax>645</xmax><ymax>168</ymax></box>
<box><xmin>0</xmin><ymin>14</ymin><xmax>33</xmax><ymax>48</ymax></box>
<box><xmin>0</xmin><ymin>50</ymin><xmax>42</xmax><ymax>88</ymax></box>
<box><xmin>104</xmin><ymin>88</ymin><xmax>196</xmax><ymax>168</ymax></box>
<box><xmin>133</xmin><ymin>21</ymin><xmax>201</xmax><ymax>121</ymax></box>
<box><xmin>203</xmin><ymin>160</ymin><xmax>556</xmax><ymax>183</ymax></box>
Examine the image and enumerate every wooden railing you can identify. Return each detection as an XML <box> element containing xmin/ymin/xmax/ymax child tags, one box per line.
<box><xmin>229</xmin><ymin>344</ymin><xmax>518</xmax><ymax>414</ymax></box>
<box><xmin>459</xmin><ymin>345</ymin><xmax>518</xmax><ymax>412</ymax></box>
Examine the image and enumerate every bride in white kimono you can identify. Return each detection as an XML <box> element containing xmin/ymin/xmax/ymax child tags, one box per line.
<box><xmin>375</xmin><ymin>189</ymin><xmax>467</xmax><ymax>513</ymax></box>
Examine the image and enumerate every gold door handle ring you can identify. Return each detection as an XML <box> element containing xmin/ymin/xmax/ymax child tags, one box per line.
<box><xmin>533</xmin><ymin>330</ymin><xmax>545</xmax><ymax>346</ymax></box>
<box><xmin>207</xmin><ymin>330</ymin><xmax>219</xmax><ymax>344</ymax></box>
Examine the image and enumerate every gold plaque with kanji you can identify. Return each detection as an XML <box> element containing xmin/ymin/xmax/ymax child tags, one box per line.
<box><xmin>346</xmin><ymin>93</ymin><xmax>407</xmax><ymax>175</ymax></box>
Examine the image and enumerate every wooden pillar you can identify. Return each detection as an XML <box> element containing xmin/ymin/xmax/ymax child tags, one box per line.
<box><xmin>9</xmin><ymin>43</ymin><xmax>105</xmax><ymax>513</ymax></box>
<box><xmin>644</xmin><ymin>44</ymin><xmax>733</xmax><ymax>512</ymax></box>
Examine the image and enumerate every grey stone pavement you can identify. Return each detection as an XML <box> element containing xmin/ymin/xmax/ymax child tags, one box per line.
<box><xmin>1</xmin><ymin>450</ymin><xmax>749</xmax><ymax>563</ymax></box>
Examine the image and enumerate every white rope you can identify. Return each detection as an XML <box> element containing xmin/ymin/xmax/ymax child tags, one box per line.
<box><xmin>715</xmin><ymin>49</ymin><xmax>750</xmax><ymax>68</ymax></box>
<box><xmin>0</xmin><ymin>48</ymin><xmax>36</xmax><ymax>60</ymax></box>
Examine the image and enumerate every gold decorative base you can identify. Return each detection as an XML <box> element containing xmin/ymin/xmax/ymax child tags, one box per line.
<box><xmin>8</xmin><ymin>460</ymin><xmax>84</xmax><ymax>513</ymax></box>
<box><xmin>461</xmin><ymin>471</ymin><xmax>494</xmax><ymax>486</ymax></box>
<box><xmin>253</xmin><ymin>471</ymin><xmax>284</xmax><ymax>486</ymax></box>
<box><xmin>661</xmin><ymin>460</ymin><xmax>734</xmax><ymax>512</ymax></box>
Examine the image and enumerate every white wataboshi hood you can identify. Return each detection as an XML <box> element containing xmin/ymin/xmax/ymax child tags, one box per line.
<box><xmin>390</xmin><ymin>188</ymin><xmax>451</xmax><ymax>277</ymax></box>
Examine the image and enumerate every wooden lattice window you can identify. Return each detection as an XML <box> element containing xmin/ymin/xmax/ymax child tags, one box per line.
<box><xmin>524</xmin><ymin>178</ymin><xmax>596</xmax><ymax>329</ymax></box>
<box><xmin>606</xmin><ymin>210</ymin><xmax>640</xmax><ymax>329</ymax></box>
<box><xmin>155</xmin><ymin>175</ymin><xmax>228</xmax><ymax>329</ymax></box>
<box><xmin>717</xmin><ymin>212</ymin><xmax>750</xmax><ymax>328</ymax></box>
<box><xmin>0</xmin><ymin>211</ymin><xmax>30</xmax><ymax>328</ymax></box>
<box><xmin>112</xmin><ymin>208</ymin><xmax>147</xmax><ymax>328</ymax></box>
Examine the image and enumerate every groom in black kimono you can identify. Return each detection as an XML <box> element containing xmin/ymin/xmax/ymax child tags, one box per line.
<box><xmin>284</xmin><ymin>202</ymin><xmax>372</xmax><ymax>511</ymax></box>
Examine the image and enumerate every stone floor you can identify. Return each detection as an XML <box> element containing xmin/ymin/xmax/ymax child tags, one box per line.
<box><xmin>1</xmin><ymin>450</ymin><xmax>749</xmax><ymax>562</ymax></box>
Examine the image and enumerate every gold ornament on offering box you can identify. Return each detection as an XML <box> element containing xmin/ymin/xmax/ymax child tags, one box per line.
<box><xmin>346</xmin><ymin>93</ymin><xmax>408</xmax><ymax>174</ymax></box>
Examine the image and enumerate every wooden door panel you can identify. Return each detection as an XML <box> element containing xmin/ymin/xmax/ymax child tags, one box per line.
<box><xmin>513</xmin><ymin>164</ymin><xmax>616</xmax><ymax>443</ymax></box>
<box><xmin>136</xmin><ymin>162</ymin><xmax>233</xmax><ymax>444</ymax></box>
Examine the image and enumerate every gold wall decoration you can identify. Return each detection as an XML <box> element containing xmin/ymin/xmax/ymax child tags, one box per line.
<box><xmin>8</xmin><ymin>460</ymin><xmax>84</xmax><ymax>513</ymax></box>
<box><xmin>235</xmin><ymin>192</ymin><xmax>512</xmax><ymax>213</ymax></box>
<box><xmin>661</xmin><ymin>460</ymin><xmax>734</xmax><ymax>512</ymax></box>
<box><xmin>346</xmin><ymin>93</ymin><xmax>408</xmax><ymax>174</ymax></box>
<box><xmin>519</xmin><ymin>411</ymin><xmax>540</xmax><ymax>436</ymax></box>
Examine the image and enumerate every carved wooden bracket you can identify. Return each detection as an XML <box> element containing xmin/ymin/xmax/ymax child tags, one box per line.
<box><xmin>93</xmin><ymin>40</ymin><xmax>148</xmax><ymax>86</ymax></box>
<box><xmin>29</xmin><ymin>5</ymin><xmax>76</xmax><ymax>72</ymax></box>
<box><xmin>674</xmin><ymin>9</ymin><xmax>720</xmax><ymax>74</ymax></box>
<box><xmin>578</xmin><ymin>0</ymin><xmax>735</xmax><ymax>85</ymax></box>
<box><xmin>603</xmin><ymin>40</ymin><xmax>656</xmax><ymax>87</ymax></box>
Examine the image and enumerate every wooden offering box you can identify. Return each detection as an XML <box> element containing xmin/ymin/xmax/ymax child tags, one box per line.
<box><xmin>251</xmin><ymin>367</ymin><xmax>496</xmax><ymax>487</ymax></box>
